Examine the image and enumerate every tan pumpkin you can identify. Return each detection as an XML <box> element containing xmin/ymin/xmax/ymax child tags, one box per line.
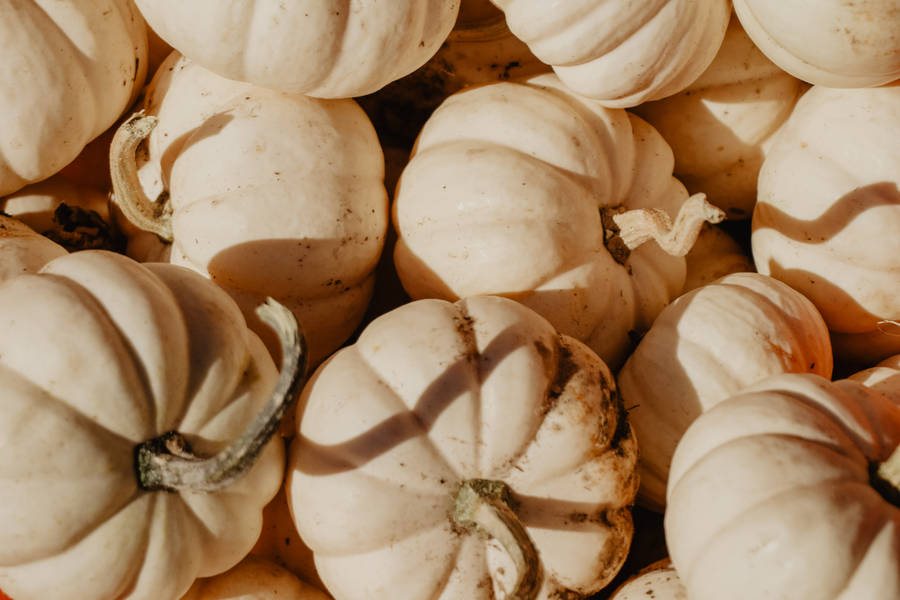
<box><xmin>0</xmin><ymin>215</ymin><xmax>67</xmax><ymax>283</ymax></box>
<box><xmin>133</xmin><ymin>0</ymin><xmax>459</xmax><ymax>98</ymax></box>
<box><xmin>751</xmin><ymin>83</ymin><xmax>900</xmax><ymax>365</ymax></box>
<box><xmin>0</xmin><ymin>0</ymin><xmax>147</xmax><ymax>196</ymax></box>
<box><xmin>491</xmin><ymin>0</ymin><xmax>731</xmax><ymax>107</ymax></box>
<box><xmin>734</xmin><ymin>0</ymin><xmax>900</xmax><ymax>87</ymax></box>
<box><xmin>665</xmin><ymin>363</ymin><xmax>900</xmax><ymax>599</ymax></box>
<box><xmin>633</xmin><ymin>12</ymin><xmax>807</xmax><ymax>219</ymax></box>
<box><xmin>618</xmin><ymin>271</ymin><xmax>833</xmax><ymax>510</ymax></box>
<box><xmin>287</xmin><ymin>295</ymin><xmax>638</xmax><ymax>599</ymax></box>
<box><xmin>181</xmin><ymin>556</ymin><xmax>329</xmax><ymax>600</ymax></box>
<box><xmin>608</xmin><ymin>559</ymin><xmax>686</xmax><ymax>600</ymax></box>
<box><xmin>111</xmin><ymin>53</ymin><xmax>388</xmax><ymax>366</ymax></box>
<box><xmin>393</xmin><ymin>73</ymin><xmax>724</xmax><ymax>369</ymax></box>
<box><xmin>681</xmin><ymin>224</ymin><xmax>754</xmax><ymax>294</ymax></box>
<box><xmin>0</xmin><ymin>250</ymin><xmax>305</xmax><ymax>600</ymax></box>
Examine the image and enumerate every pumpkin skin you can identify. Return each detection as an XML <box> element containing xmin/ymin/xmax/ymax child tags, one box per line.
<box><xmin>633</xmin><ymin>12</ymin><xmax>807</xmax><ymax>219</ymax></box>
<box><xmin>733</xmin><ymin>0</ymin><xmax>900</xmax><ymax>87</ymax></box>
<box><xmin>114</xmin><ymin>53</ymin><xmax>388</xmax><ymax>366</ymax></box>
<box><xmin>0</xmin><ymin>250</ymin><xmax>285</xmax><ymax>600</ymax></box>
<box><xmin>618</xmin><ymin>272</ymin><xmax>833</xmax><ymax>510</ymax></box>
<box><xmin>0</xmin><ymin>0</ymin><xmax>147</xmax><ymax>196</ymax></box>
<box><xmin>491</xmin><ymin>0</ymin><xmax>730</xmax><ymax>107</ymax></box>
<box><xmin>180</xmin><ymin>556</ymin><xmax>329</xmax><ymax>600</ymax></box>
<box><xmin>0</xmin><ymin>215</ymin><xmax>67</xmax><ymax>283</ymax></box>
<box><xmin>608</xmin><ymin>558</ymin><xmax>686</xmax><ymax>600</ymax></box>
<box><xmin>681</xmin><ymin>224</ymin><xmax>753</xmax><ymax>294</ymax></box>
<box><xmin>665</xmin><ymin>367</ymin><xmax>900</xmax><ymax>600</ymax></box>
<box><xmin>287</xmin><ymin>295</ymin><xmax>638</xmax><ymax>599</ymax></box>
<box><xmin>133</xmin><ymin>0</ymin><xmax>459</xmax><ymax>98</ymax></box>
<box><xmin>394</xmin><ymin>73</ymin><xmax>715</xmax><ymax>369</ymax></box>
<box><xmin>751</xmin><ymin>83</ymin><xmax>900</xmax><ymax>365</ymax></box>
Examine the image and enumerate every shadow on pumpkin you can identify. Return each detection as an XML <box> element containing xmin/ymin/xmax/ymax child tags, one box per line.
<box><xmin>153</xmin><ymin>111</ymin><xmax>236</xmax><ymax>191</ymax></box>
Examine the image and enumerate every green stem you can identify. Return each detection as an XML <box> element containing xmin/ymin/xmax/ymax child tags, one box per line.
<box><xmin>453</xmin><ymin>479</ymin><xmax>542</xmax><ymax>599</ymax></box>
<box><xmin>109</xmin><ymin>111</ymin><xmax>174</xmax><ymax>243</ymax></box>
<box><xmin>136</xmin><ymin>298</ymin><xmax>307</xmax><ymax>492</ymax></box>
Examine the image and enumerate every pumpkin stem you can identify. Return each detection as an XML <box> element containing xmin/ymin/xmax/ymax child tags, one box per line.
<box><xmin>610</xmin><ymin>193</ymin><xmax>725</xmax><ymax>256</ymax></box>
<box><xmin>109</xmin><ymin>111</ymin><xmax>174</xmax><ymax>243</ymax></box>
<box><xmin>135</xmin><ymin>298</ymin><xmax>307</xmax><ymax>492</ymax></box>
<box><xmin>873</xmin><ymin>444</ymin><xmax>900</xmax><ymax>506</ymax></box>
<box><xmin>452</xmin><ymin>479</ymin><xmax>542</xmax><ymax>599</ymax></box>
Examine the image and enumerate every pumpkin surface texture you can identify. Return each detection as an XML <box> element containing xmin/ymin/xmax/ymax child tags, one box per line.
<box><xmin>607</xmin><ymin>558</ymin><xmax>686</xmax><ymax>600</ymax></box>
<box><xmin>0</xmin><ymin>250</ymin><xmax>306</xmax><ymax>600</ymax></box>
<box><xmin>180</xmin><ymin>556</ymin><xmax>330</xmax><ymax>600</ymax></box>
<box><xmin>133</xmin><ymin>0</ymin><xmax>460</xmax><ymax>98</ymax></box>
<box><xmin>0</xmin><ymin>0</ymin><xmax>147</xmax><ymax>196</ymax></box>
<box><xmin>393</xmin><ymin>73</ymin><xmax>724</xmax><ymax>369</ymax></box>
<box><xmin>0</xmin><ymin>214</ymin><xmax>67</xmax><ymax>283</ymax></box>
<box><xmin>287</xmin><ymin>295</ymin><xmax>638</xmax><ymax>599</ymax></box>
<box><xmin>665</xmin><ymin>364</ymin><xmax>900</xmax><ymax>600</ymax></box>
<box><xmin>110</xmin><ymin>53</ymin><xmax>388</xmax><ymax>366</ymax></box>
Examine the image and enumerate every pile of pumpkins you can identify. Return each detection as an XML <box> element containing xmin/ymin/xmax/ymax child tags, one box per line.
<box><xmin>1</xmin><ymin>1</ymin><xmax>898</xmax><ymax>599</ymax></box>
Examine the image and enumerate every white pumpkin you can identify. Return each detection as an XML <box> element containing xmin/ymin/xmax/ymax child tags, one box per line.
<box><xmin>491</xmin><ymin>0</ymin><xmax>731</xmax><ymax>107</ymax></box>
<box><xmin>287</xmin><ymin>295</ymin><xmax>638</xmax><ymax>599</ymax></box>
<box><xmin>111</xmin><ymin>53</ymin><xmax>389</xmax><ymax>366</ymax></box>
<box><xmin>681</xmin><ymin>224</ymin><xmax>753</xmax><ymax>294</ymax></box>
<box><xmin>181</xmin><ymin>556</ymin><xmax>329</xmax><ymax>600</ymax></box>
<box><xmin>0</xmin><ymin>0</ymin><xmax>147</xmax><ymax>196</ymax></box>
<box><xmin>133</xmin><ymin>0</ymin><xmax>459</xmax><ymax>98</ymax></box>
<box><xmin>608</xmin><ymin>559</ymin><xmax>686</xmax><ymax>600</ymax></box>
<box><xmin>0</xmin><ymin>215</ymin><xmax>67</xmax><ymax>283</ymax></box>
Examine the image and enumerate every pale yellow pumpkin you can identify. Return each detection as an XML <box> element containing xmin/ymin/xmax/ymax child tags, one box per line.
<box><xmin>111</xmin><ymin>53</ymin><xmax>389</xmax><ymax>366</ymax></box>
<box><xmin>287</xmin><ymin>295</ymin><xmax>638</xmax><ymax>599</ymax></box>
<box><xmin>0</xmin><ymin>0</ymin><xmax>147</xmax><ymax>196</ymax></box>
<box><xmin>681</xmin><ymin>224</ymin><xmax>753</xmax><ymax>294</ymax></box>
<box><xmin>394</xmin><ymin>73</ymin><xmax>724</xmax><ymax>368</ymax></box>
<box><xmin>491</xmin><ymin>0</ymin><xmax>731</xmax><ymax>107</ymax></box>
<box><xmin>666</xmin><ymin>364</ymin><xmax>900</xmax><ymax>599</ymax></box>
<box><xmin>751</xmin><ymin>83</ymin><xmax>900</xmax><ymax>365</ymax></box>
<box><xmin>618</xmin><ymin>272</ymin><xmax>833</xmax><ymax>510</ymax></box>
<box><xmin>133</xmin><ymin>0</ymin><xmax>459</xmax><ymax>98</ymax></box>
<box><xmin>0</xmin><ymin>250</ymin><xmax>306</xmax><ymax>600</ymax></box>
<box><xmin>0</xmin><ymin>215</ymin><xmax>67</xmax><ymax>283</ymax></box>
<box><xmin>181</xmin><ymin>556</ymin><xmax>330</xmax><ymax>600</ymax></box>
<box><xmin>608</xmin><ymin>559</ymin><xmax>686</xmax><ymax>600</ymax></box>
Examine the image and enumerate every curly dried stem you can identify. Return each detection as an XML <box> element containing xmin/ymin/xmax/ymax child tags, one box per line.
<box><xmin>611</xmin><ymin>193</ymin><xmax>725</xmax><ymax>256</ymax></box>
<box><xmin>453</xmin><ymin>479</ymin><xmax>542</xmax><ymax>599</ymax></box>
<box><xmin>109</xmin><ymin>111</ymin><xmax>174</xmax><ymax>243</ymax></box>
<box><xmin>136</xmin><ymin>298</ymin><xmax>307</xmax><ymax>492</ymax></box>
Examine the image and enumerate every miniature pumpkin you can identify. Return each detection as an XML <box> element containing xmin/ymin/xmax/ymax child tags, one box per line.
<box><xmin>0</xmin><ymin>215</ymin><xmax>67</xmax><ymax>283</ymax></box>
<box><xmin>632</xmin><ymin>12</ymin><xmax>807</xmax><ymax>219</ymax></box>
<box><xmin>491</xmin><ymin>0</ymin><xmax>730</xmax><ymax>107</ymax></box>
<box><xmin>681</xmin><ymin>224</ymin><xmax>753</xmax><ymax>294</ymax></box>
<box><xmin>111</xmin><ymin>53</ymin><xmax>389</xmax><ymax>366</ymax></box>
<box><xmin>0</xmin><ymin>0</ymin><xmax>147</xmax><ymax>196</ymax></box>
<box><xmin>618</xmin><ymin>272</ymin><xmax>833</xmax><ymax>510</ymax></box>
<box><xmin>181</xmin><ymin>556</ymin><xmax>329</xmax><ymax>600</ymax></box>
<box><xmin>733</xmin><ymin>0</ymin><xmax>900</xmax><ymax>87</ymax></box>
<box><xmin>608</xmin><ymin>558</ymin><xmax>686</xmax><ymax>600</ymax></box>
<box><xmin>287</xmin><ymin>295</ymin><xmax>638</xmax><ymax>599</ymax></box>
<box><xmin>133</xmin><ymin>0</ymin><xmax>459</xmax><ymax>98</ymax></box>
<box><xmin>0</xmin><ymin>250</ymin><xmax>306</xmax><ymax>600</ymax></box>
<box><xmin>393</xmin><ymin>73</ymin><xmax>724</xmax><ymax>368</ymax></box>
<box><xmin>665</xmin><ymin>366</ymin><xmax>900</xmax><ymax>599</ymax></box>
<box><xmin>751</xmin><ymin>83</ymin><xmax>900</xmax><ymax>366</ymax></box>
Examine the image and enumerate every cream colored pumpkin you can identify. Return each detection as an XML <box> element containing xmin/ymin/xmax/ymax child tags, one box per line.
<box><xmin>394</xmin><ymin>73</ymin><xmax>724</xmax><ymax>369</ymax></box>
<box><xmin>681</xmin><ymin>224</ymin><xmax>753</xmax><ymax>294</ymax></box>
<box><xmin>633</xmin><ymin>12</ymin><xmax>807</xmax><ymax>219</ymax></box>
<box><xmin>491</xmin><ymin>0</ymin><xmax>730</xmax><ymax>107</ymax></box>
<box><xmin>751</xmin><ymin>83</ymin><xmax>900</xmax><ymax>365</ymax></box>
<box><xmin>0</xmin><ymin>215</ymin><xmax>67</xmax><ymax>283</ymax></box>
<box><xmin>608</xmin><ymin>559</ymin><xmax>686</xmax><ymax>600</ymax></box>
<box><xmin>287</xmin><ymin>295</ymin><xmax>638</xmax><ymax>599</ymax></box>
<box><xmin>133</xmin><ymin>0</ymin><xmax>459</xmax><ymax>98</ymax></box>
<box><xmin>111</xmin><ymin>53</ymin><xmax>388</xmax><ymax>366</ymax></box>
<box><xmin>181</xmin><ymin>556</ymin><xmax>329</xmax><ymax>600</ymax></box>
<box><xmin>665</xmin><ymin>365</ymin><xmax>900</xmax><ymax>600</ymax></box>
<box><xmin>734</xmin><ymin>0</ymin><xmax>900</xmax><ymax>87</ymax></box>
<box><xmin>618</xmin><ymin>272</ymin><xmax>833</xmax><ymax>510</ymax></box>
<box><xmin>0</xmin><ymin>0</ymin><xmax>147</xmax><ymax>196</ymax></box>
<box><xmin>0</xmin><ymin>250</ymin><xmax>302</xmax><ymax>600</ymax></box>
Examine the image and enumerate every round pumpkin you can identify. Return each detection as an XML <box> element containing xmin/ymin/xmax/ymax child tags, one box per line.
<box><xmin>393</xmin><ymin>73</ymin><xmax>724</xmax><ymax>368</ymax></box>
<box><xmin>618</xmin><ymin>271</ymin><xmax>833</xmax><ymax>510</ymax></box>
<box><xmin>0</xmin><ymin>250</ymin><xmax>305</xmax><ymax>600</ymax></box>
<box><xmin>751</xmin><ymin>83</ymin><xmax>900</xmax><ymax>365</ymax></box>
<box><xmin>133</xmin><ymin>0</ymin><xmax>459</xmax><ymax>98</ymax></box>
<box><xmin>608</xmin><ymin>558</ymin><xmax>686</xmax><ymax>600</ymax></box>
<box><xmin>111</xmin><ymin>52</ymin><xmax>389</xmax><ymax>366</ymax></box>
<box><xmin>681</xmin><ymin>224</ymin><xmax>753</xmax><ymax>294</ymax></box>
<box><xmin>181</xmin><ymin>556</ymin><xmax>329</xmax><ymax>600</ymax></box>
<box><xmin>0</xmin><ymin>214</ymin><xmax>67</xmax><ymax>283</ymax></box>
<box><xmin>665</xmin><ymin>364</ymin><xmax>900</xmax><ymax>600</ymax></box>
<box><xmin>632</xmin><ymin>12</ymin><xmax>807</xmax><ymax>219</ymax></box>
<box><xmin>491</xmin><ymin>0</ymin><xmax>731</xmax><ymax>107</ymax></box>
<box><xmin>287</xmin><ymin>295</ymin><xmax>638</xmax><ymax>599</ymax></box>
<box><xmin>0</xmin><ymin>0</ymin><xmax>147</xmax><ymax>196</ymax></box>
<box><xmin>733</xmin><ymin>0</ymin><xmax>900</xmax><ymax>87</ymax></box>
